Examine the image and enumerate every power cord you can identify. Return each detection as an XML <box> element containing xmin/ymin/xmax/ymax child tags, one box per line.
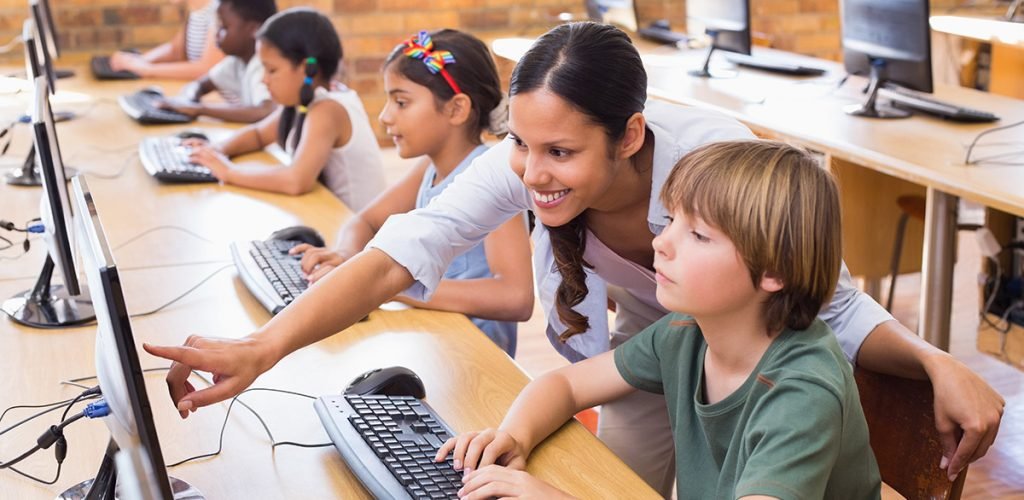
<box><xmin>75</xmin><ymin>150</ymin><xmax>139</xmax><ymax>180</ymax></box>
<box><xmin>127</xmin><ymin>264</ymin><xmax>232</xmax><ymax>318</ymax></box>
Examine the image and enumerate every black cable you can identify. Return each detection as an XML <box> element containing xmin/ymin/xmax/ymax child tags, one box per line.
<box><xmin>167</xmin><ymin>387</ymin><xmax>331</xmax><ymax>468</ymax></box>
<box><xmin>75</xmin><ymin>150</ymin><xmax>138</xmax><ymax>180</ymax></box>
<box><xmin>965</xmin><ymin>119</ymin><xmax>1024</xmax><ymax>165</ymax></box>
<box><xmin>0</xmin><ymin>394</ymin><xmax>99</xmax><ymax>440</ymax></box>
<box><xmin>129</xmin><ymin>264</ymin><xmax>232</xmax><ymax>318</ymax></box>
<box><xmin>0</xmin><ymin>408</ymin><xmax>86</xmax><ymax>470</ymax></box>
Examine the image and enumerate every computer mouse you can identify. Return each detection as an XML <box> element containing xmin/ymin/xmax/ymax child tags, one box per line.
<box><xmin>650</xmin><ymin>19</ymin><xmax>671</xmax><ymax>30</ymax></box>
<box><xmin>139</xmin><ymin>86</ymin><xmax>164</xmax><ymax>97</ymax></box>
<box><xmin>176</xmin><ymin>130</ymin><xmax>209</xmax><ymax>141</ymax></box>
<box><xmin>267</xmin><ymin>225</ymin><xmax>325</xmax><ymax>247</ymax></box>
<box><xmin>345</xmin><ymin>366</ymin><xmax>426</xmax><ymax>399</ymax></box>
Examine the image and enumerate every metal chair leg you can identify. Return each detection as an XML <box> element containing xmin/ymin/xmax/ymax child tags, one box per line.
<box><xmin>887</xmin><ymin>213</ymin><xmax>911</xmax><ymax>312</ymax></box>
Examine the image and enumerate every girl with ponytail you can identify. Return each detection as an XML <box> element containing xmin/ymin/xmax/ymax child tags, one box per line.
<box><xmin>185</xmin><ymin>7</ymin><xmax>386</xmax><ymax>211</ymax></box>
<box><xmin>292</xmin><ymin>29</ymin><xmax>532</xmax><ymax>357</ymax></box>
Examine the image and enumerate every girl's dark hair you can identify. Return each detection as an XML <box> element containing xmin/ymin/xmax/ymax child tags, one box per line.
<box><xmin>510</xmin><ymin>22</ymin><xmax>647</xmax><ymax>342</ymax></box>
<box><xmin>256</xmin><ymin>8</ymin><xmax>342</xmax><ymax>150</ymax></box>
<box><xmin>384</xmin><ymin>29</ymin><xmax>503</xmax><ymax>138</ymax></box>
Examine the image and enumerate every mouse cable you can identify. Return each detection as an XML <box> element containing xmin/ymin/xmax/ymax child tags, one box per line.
<box><xmin>74</xmin><ymin>150</ymin><xmax>138</xmax><ymax>180</ymax></box>
<box><xmin>965</xmin><ymin>119</ymin><xmax>1024</xmax><ymax>166</ymax></box>
<box><xmin>112</xmin><ymin>224</ymin><xmax>215</xmax><ymax>251</ymax></box>
<box><xmin>166</xmin><ymin>387</ymin><xmax>332</xmax><ymax>468</ymax></box>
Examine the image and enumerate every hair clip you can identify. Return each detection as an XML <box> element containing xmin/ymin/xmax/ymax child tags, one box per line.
<box><xmin>402</xmin><ymin>31</ymin><xmax>461</xmax><ymax>94</ymax></box>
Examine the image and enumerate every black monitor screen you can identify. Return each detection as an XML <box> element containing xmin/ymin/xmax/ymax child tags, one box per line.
<box><xmin>22</xmin><ymin>20</ymin><xmax>42</xmax><ymax>82</ymax></box>
<box><xmin>38</xmin><ymin>0</ymin><xmax>60</xmax><ymax>58</ymax></box>
<box><xmin>31</xmin><ymin>76</ymin><xmax>79</xmax><ymax>295</ymax></box>
<box><xmin>30</xmin><ymin>0</ymin><xmax>56</xmax><ymax>93</ymax></box>
<box><xmin>687</xmin><ymin>0</ymin><xmax>751</xmax><ymax>55</ymax></box>
<box><xmin>72</xmin><ymin>176</ymin><xmax>175</xmax><ymax>500</ymax></box>
<box><xmin>841</xmin><ymin>0</ymin><xmax>932</xmax><ymax>93</ymax></box>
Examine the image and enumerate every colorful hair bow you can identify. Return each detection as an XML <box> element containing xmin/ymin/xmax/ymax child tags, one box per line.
<box><xmin>403</xmin><ymin>31</ymin><xmax>462</xmax><ymax>94</ymax></box>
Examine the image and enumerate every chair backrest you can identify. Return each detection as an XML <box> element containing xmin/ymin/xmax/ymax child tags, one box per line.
<box><xmin>855</xmin><ymin>367</ymin><xmax>967</xmax><ymax>500</ymax></box>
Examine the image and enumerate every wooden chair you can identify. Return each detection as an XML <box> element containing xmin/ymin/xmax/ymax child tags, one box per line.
<box><xmin>855</xmin><ymin>367</ymin><xmax>968</xmax><ymax>500</ymax></box>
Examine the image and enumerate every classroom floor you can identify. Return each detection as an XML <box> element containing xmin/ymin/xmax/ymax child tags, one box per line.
<box><xmin>378</xmin><ymin>148</ymin><xmax>1024</xmax><ymax>498</ymax></box>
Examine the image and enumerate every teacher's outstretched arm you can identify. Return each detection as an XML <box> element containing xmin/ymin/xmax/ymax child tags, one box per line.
<box><xmin>144</xmin><ymin>248</ymin><xmax>413</xmax><ymax>418</ymax></box>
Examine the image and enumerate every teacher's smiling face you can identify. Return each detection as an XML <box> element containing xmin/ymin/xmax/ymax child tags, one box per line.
<box><xmin>507</xmin><ymin>89</ymin><xmax>645</xmax><ymax>228</ymax></box>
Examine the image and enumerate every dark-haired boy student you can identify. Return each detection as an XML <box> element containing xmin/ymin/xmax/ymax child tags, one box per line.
<box><xmin>160</xmin><ymin>0</ymin><xmax>278</xmax><ymax>123</ymax></box>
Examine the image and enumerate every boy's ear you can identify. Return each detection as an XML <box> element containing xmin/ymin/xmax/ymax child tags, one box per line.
<box><xmin>446</xmin><ymin>93</ymin><xmax>473</xmax><ymax>126</ymax></box>
<box><xmin>759</xmin><ymin>272</ymin><xmax>785</xmax><ymax>293</ymax></box>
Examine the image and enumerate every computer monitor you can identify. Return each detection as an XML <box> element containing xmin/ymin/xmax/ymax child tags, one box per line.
<box><xmin>29</xmin><ymin>0</ymin><xmax>57</xmax><ymax>94</ymax></box>
<box><xmin>686</xmin><ymin>0</ymin><xmax>751</xmax><ymax>77</ymax></box>
<box><xmin>584</xmin><ymin>0</ymin><xmax>638</xmax><ymax>32</ymax></box>
<box><xmin>0</xmin><ymin>77</ymin><xmax>94</xmax><ymax>328</ymax></box>
<box><xmin>36</xmin><ymin>0</ymin><xmax>60</xmax><ymax>58</ymax></box>
<box><xmin>65</xmin><ymin>175</ymin><xmax>203</xmax><ymax>500</ymax></box>
<box><xmin>840</xmin><ymin>0</ymin><xmax>932</xmax><ymax>118</ymax></box>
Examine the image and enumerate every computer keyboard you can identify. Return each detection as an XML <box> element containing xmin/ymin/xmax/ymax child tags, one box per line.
<box><xmin>118</xmin><ymin>89</ymin><xmax>194</xmax><ymax>125</ymax></box>
<box><xmin>315</xmin><ymin>394</ymin><xmax>461</xmax><ymax>500</ymax></box>
<box><xmin>230</xmin><ymin>238</ymin><xmax>308</xmax><ymax>315</ymax></box>
<box><xmin>881</xmin><ymin>85</ymin><xmax>1000</xmax><ymax>123</ymax></box>
<box><xmin>139</xmin><ymin>137</ymin><xmax>216</xmax><ymax>183</ymax></box>
<box><xmin>90</xmin><ymin>56</ymin><xmax>139</xmax><ymax>80</ymax></box>
<box><xmin>725</xmin><ymin>53</ymin><xmax>827</xmax><ymax>76</ymax></box>
<box><xmin>636</xmin><ymin>26</ymin><xmax>689</xmax><ymax>45</ymax></box>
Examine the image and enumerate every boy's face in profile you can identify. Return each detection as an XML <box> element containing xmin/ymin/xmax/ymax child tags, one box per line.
<box><xmin>652</xmin><ymin>210</ymin><xmax>761</xmax><ymax>319</ymax></box>
<box><xmin>215</xmin><ymin>4</ymin><xmax>256</xmax><ymax>57</ymax></box>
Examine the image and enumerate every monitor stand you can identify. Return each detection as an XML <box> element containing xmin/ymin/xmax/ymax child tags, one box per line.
<box><xmin>688</xmin><ymin>31</ymin><xmax>737</xmax><ymax>79</ymax></box>
<box><xmin>843</xmin><ymin>58</ymin><xmax>911</xmax><ymax>119</ymax></box>
<box><xmin>1</xmin><ymin>255</ymin><xmax>94</xmax><ymax>328</ymax></box>
<box><xmin>1007</xmin><ymin>0</ymin><xmax>1022</xmax><ymax>21</ymax></box>
<box><xmin>3</xmin><ymin>144</ymin><xmax>78</xmax><ymax>186</ymax></box>
<box><xmin>57</xmin><ymin>441</ymin><xmax>204</xmax><ymax>500</ymax></box>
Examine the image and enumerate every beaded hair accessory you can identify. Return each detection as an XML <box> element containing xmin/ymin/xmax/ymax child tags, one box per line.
<box><xmin>402</xmin><ymin>31</ymin><xmax>462</xmax><ymax>94</ymax></box>
<box><xmin>298</xmin><ymin>57</ymin><xmax>318</xmax><ymax>114</ymax></box>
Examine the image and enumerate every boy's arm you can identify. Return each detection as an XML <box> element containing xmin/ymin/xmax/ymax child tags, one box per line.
<box><xmin>439</xmin><ymin>352</ymin><xmax>635</xmax><ymax>473</ymax></box>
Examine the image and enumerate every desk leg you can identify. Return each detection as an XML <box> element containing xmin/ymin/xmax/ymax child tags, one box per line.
<box><xmin>919</xmin><ymin>188</ymin><xmax>957</xmax><ymax>351</ymax></box>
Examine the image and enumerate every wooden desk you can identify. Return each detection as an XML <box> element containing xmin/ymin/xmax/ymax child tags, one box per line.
<box><xmin>0</xmin><ymin>71</ymin><xmax>657</xmax><ymax>498</ymax></box>
<box><xmin>493</xmin><ymin>37</ymin><xmax>1024</xmax><ymax>351</ymax></box>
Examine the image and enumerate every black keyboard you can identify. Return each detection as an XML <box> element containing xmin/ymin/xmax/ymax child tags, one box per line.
<box><xmin>231</xmin><ymin>239</ymin><xmax>308</xmax><ymax>315</ymax></box>
<box><xmin>315</xmin><ymin>394</ymin><xmax>461</xmax><ymax>500</ymax></box>
<box><xmin>636</xmin><ymin>26</ymin><xmax>689</xmax><ymax>45</ymax></box>
<box><xmin>881</xmin><ymin>85</ymin><xmax>1000</xmax><ymax>123</ymax></box>
<box><xmin>118</xmin><ymin>89</ymin><xmax>194</xmax><ymax>125</ymax></box>
<box><xmin>90</xmin><ymin>56</ymin><xmax>139</xmax><ymax>80</ymax></box>
<box><xmin>139</xmin><ymin>137</ymin><xmax>216</xmax><ymax>183</ymax></box>
<box><xmin>725</xmin><ymin>53</ymin><xmax>827</xmax><ymax>76</ymax></box>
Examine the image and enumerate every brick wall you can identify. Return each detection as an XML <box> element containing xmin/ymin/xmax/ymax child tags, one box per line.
<box><xmin>0</xmin><ymin>0</ymin><xmax>980</xmax><ymax>143</ymax></box>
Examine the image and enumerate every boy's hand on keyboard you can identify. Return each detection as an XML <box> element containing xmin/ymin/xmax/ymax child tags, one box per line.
<box><xmin>189</xmin><ymin>145</ymin><xmax>232</xmax><ymax>181</ymax></box>
<box><xmin>435</xmin><ymin>428</ymin><xmax>528</xmax><ymax>473</ymax></box>
<box><xmin>292</xmin><ymin>244</ymin><xmax>347</xmax><ymax>282</ymax></box>
<box><xmin>458</xmin><ymin>465</ymin><xmax>576</xmax><ymax>500</ymax></box>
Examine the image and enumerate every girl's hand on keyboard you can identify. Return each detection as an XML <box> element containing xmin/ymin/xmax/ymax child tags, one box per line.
<box><xmin>458</xmin><ymin>465</ymin><xmax>577</xmax><ymax>500</ymax></box>
<box><xmin>158</xmin><ymin>98</ymin><xmax>201</xmax><ymax>118</ymax></box>
<box><xmin>189</xmin><ymin>145</ymin><xmax>232</xmax><ymax>181</ymax></box>
<box><xmin>292</xmin><ymin>244</ymin><xmax>348</xmax><ymax>282</ymax></box>
<box><xmin>435</xmin><ymin>428</ymin><xmax>528</xmax><ymax>473</ymax></box>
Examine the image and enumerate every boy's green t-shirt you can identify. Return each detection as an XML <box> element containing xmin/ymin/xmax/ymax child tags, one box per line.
<box><xmin>613</xmin><ymin>314</ymin><xmax>881</xmax><ymax>500</ymax></box>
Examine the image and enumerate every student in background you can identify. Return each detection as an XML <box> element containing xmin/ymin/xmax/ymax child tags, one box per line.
<box><xmin>183</xmin><ymin>8</ymin><xmax>386</xmax><ymax>210</ymax></box>
<box><xmin>108</xmin><ymin>0</ymin><xmax>223</xmax><ymax>80</ymax></box>
<box><xmin>291</xmin><ymin>29</ymin><xmax>532</xmax><ymax>356</ymax></box>
<box><xmin>158</xmin><ymin>0</ymin><xmax>278</xmax><ymax>123</ymax></box>
<box><xmin>442</xmin><ymin>140</ymin><xmax>882</xmax><ymax>500</ymax></box>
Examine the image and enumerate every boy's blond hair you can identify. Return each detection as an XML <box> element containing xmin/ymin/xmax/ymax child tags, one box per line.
<box><xmin>660</xmin><ymin>140</ymin><xmax>842</xmax><ymax>333</ymax></box>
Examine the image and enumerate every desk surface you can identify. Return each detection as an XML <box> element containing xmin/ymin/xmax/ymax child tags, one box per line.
<box><xmin>493</xmin><ymin>38</ymin><xmax>1024</xmax><ymax>219</ymax></box>
<box><xmin>0</xmin><ymin>71</ymin><xmax>656</xmax><ymax>498</ymax></box>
